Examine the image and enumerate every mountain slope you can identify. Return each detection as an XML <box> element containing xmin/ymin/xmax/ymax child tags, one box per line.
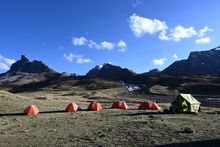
<box><xmin>162</xmin><ymin>46</ymin><xmax>220</xmax><ymax>75</ymax></box>
<box><xmin>0</xmin><ymin>55</ymin><xmax>59</xmax><ymax>88</ymax></box>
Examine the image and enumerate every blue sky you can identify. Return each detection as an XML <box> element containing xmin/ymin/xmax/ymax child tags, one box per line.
<box><xmin>0</xmin><ymin>0</ymin><xmax>220</xmax><ymax>75</ymax></box>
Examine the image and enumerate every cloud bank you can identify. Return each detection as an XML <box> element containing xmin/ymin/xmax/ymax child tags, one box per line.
<box><xmin>129</xmin><ymin>14</ymin><xmax>213</xmax><ymax>44</ymax></box>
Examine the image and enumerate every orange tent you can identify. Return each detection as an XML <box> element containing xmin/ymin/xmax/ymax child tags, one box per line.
<box><xmin>88</xmin><ymin>102</ymin><xmax>102</xmax><ymax>111</ymax></box>
<box><xmin>150</xmin><ymin>102</ymin><xmax>161</xmax><ymax>110</ymax></box>
<box><xmin>138</xmin><ymin>101</ymin><xmax>150</xmax><ymax>109</ymax></box>
<box><xmin>111</xmin><ymin>101</ymin><xmax>128</xmax><ymax>109</ymax></box>
<box><xmin>65</xmin><ymin>103</ymin><xmax>79</xmax><ymax>112</ymax></box>
<box><xmin>111</xmin><ymin>101</ymin><xmax>120</xmax><ymax>108</ymax></box>
<box><xmin>24</xmin><ymin>105</ymin><xmax>39</xmax><ymax>116</ymax></box>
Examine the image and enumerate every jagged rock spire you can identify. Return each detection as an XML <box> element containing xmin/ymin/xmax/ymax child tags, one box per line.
<box><xmin>20</xmin><ymin>55</ymin><xmax>30</xmax><ymax>62</ymax></box>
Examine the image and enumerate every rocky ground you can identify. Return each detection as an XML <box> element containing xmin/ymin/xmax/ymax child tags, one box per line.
<box><xmin>0</xmin><ymin>90</ymin><xmax>220</xmax><ymax>147</ymax></box>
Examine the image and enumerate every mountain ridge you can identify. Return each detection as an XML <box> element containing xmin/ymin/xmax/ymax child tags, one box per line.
<box><xmin>1</xmin><ymin>46</ymin><xmax>220</xmax><ymax>84</ymax></box>
<box><xmin>162</xmin><ymin>46</ymin><xmax>220</xmax><ymax>75</ymax></box>
<box><xmin>86</xmin><ymin>63</ymin><xmax>136</xmax><ymax>81</ymax></box>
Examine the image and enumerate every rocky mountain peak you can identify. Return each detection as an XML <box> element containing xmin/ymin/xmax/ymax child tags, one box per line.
<box><xmin>8</xmin><ymin>55</ymin><xmax>56</xmax><ymax>73</ymax></box>
<box><xmin>20</xmin><ymin>55</ymin><xmax>30</xmax><ymax>62</ymax></box>
<box><xmin>86</xmin><ymin>63</ymin><xmax>136</xmax><ymax>81</ymax></box>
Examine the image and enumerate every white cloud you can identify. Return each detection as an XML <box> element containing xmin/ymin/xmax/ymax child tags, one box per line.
<box><xmin>72</xmin><ymin>37</ymin><xmax>88</xmax><ymax>46</ymax></box>
<box><xmin>198</xmin><ymin>26</ymin><xmax>214</xmax><ymax>37</ymax></box>
<box><xmin>72</xmin><ymin>36</ymin><xmax>126</xmax><ymax>52</ymax></box>
<box><xmin>0</xmin><ymin>54</ymin><xmax>16</xmax><ymax>71</ymax></box>
<box><xmin>63</xmin><ymin>53</ymin><xmax>92</xmax><ymax>64</ymax></box>
<box><xmin>159</xmin><ymin>26</ymin><xmax>197</xmax><ymax>41</ymax></box>
<box><xmin>76</xmin><ymin>58</ymin><xmax>92</xmax><ymax>64</ymax></box>
<box><xmin>118</xmin><ymin>48</ymin><xmax>127</xmax><ymax>53</ymax></box>
<box><xmin>64</xmin><ymin>53</ymin><xmax>74</xmax><ymax>62</ymax></box>
<box><xmin>88</xmin><ymin>40</ymin><xmax>101</xmax><ymax>49</ymax></box>
<box><xmin>129</xmin><ymin>14</ymin><xmax>168</xmax><ymax>38</ymax></box>
<box><xmin>118</xmin><ymin>40</ymin><xmax>127</xmax><ymax>48</ymax></box>
<box><xmin>129</xmin><ymin>14</ymin><xmax>214</xmax><ymax>42</ymax></box>
<box><xmin>117</xmin><ymin>40</ymin><xmax>127</xmax><ymax>53</ymax></box>
<box><xmin>132</xmin><ymin>0</ymin><xmax>142</xmax><ymax>8</ymax></box>
<box><xmin>100</xmin><ymin>41</ymin><xmax>115</xmax><ymax>50</ymax></box>
<box><xmin>195</xmin><ymin>37</ymin><xmax>211</xmax><ymax>44</ymax></box>
<box><xmin>172</xmin><ymin>54</ymin><xmax>178</xmax><ymax>60</ymax></box>
<box><xmin>0</xmin><ymin>62</ymin><xmax>9</xmax><ymax>71</ymax></box>
<box><xmin>3</xmin><ymin>58</ymin><xmax>15</xmax><ymax>65</ymax></box>
<box><xmin>88</xmin><ymin>40</ymin><xmax>115</xmax><ymax>50</ymax></box>
<box><xmin>169</xmin><ymin>25</ymin><xmax>197</xmax><ymax>41</ymax></box>
<box><xmin>152</xmin><ymin>58</ymin><xmax>167</xmax><ymax>66</ymax></box>
<box><xmin>159</xmin><ymin>30</ymin><xmax>170</xmax><ymax>40</ymax></box>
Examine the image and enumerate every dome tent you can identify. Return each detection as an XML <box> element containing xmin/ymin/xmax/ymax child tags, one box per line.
<box><xmin>138</xmin><ymin>101</ymin><xmax>150</xmax><ymax>109</ymax></box>
<box><xmin>65</xmin><ymin>103</ymin><xmax>79</xmax><ymax>112</ymax></box>
<box><xmin>88</xmin><ymin>102</ymin><xmax>102</xmax><ymax>111</ymax></box>
<box><xmin>111</xmin><ymin>101</ymin><xmax>128</xmax><ymax>109</ymax></box>
<box><xmin>171</xmin><ymin>93</ymin><xmax>201</xmax><ymax>113</ymax></box>
<box><xmin>24</xmin><ymin>105</ymin><xmax>39</xmax><ymax>116</ymax></box>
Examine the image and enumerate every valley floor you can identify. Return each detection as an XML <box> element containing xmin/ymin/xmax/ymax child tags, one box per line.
<box><xmin>0</xmin><ymin>90</ymin><xmax>220</xmax><ymax>146</ymax></box>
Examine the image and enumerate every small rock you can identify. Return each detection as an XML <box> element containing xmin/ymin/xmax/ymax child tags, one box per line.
<box><xmin>183</xmin><ymin>127</ymin><xmax>194</xmax><ymax>133</ymax></box>
<box><xmin>98</xmin><ymin>133</ymin><xmax>105</xmax><ymax>138</ymax></box>
<box><xmin>50</xmin><ymin>129</ymin><xmax>57</xmax><ymax>132</ymax></box>
<box><xmin>24</xmin><ymin>130</ymin><xmax>31</xmax><ymax>133</ymax></box>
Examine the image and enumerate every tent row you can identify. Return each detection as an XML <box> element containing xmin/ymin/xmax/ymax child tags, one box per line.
<box><xmin>24</xmin><ymin>93</ymin><xmax>201</xmax><ymax>116</ymax></box>
<box><xmin>24</xmin><ymin>100</ymin><xmax>161</xmax><ymax>116</ymax></box>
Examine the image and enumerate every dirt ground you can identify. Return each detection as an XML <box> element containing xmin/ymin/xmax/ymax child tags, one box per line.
<box><xmin>0</xmin><ymin>90</ymin><xmax>220</xmax><ymax>147</ymax></box>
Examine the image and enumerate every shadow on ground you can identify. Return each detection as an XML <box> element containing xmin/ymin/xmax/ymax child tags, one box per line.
<box><xmin>156</xmin><ymin>139</ymin><xmax>220</xmax><ymax>147</ymax></box>
<box><xmin>0</xmin><ymin>112</ymin><xmax>25</xmax><ymax>117</ymax></box>
<box><xmin>0</xmin><ymin>109</ymin><xmax>100</xmax><ymax>117</ymax></box>
<box><xmin>107</xmin><ymin>110</ymin><xmax>165</xmax><ymax>117</ymax></box>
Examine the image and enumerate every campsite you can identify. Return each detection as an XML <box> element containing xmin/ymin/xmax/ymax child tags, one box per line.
<box><xmin>0</xmin><ymin>89</ymin><xmax>220</xmax><ymax>146</ymax></box>
<box><xmin>1</xmin><ymin>0</ymin><xmax>220</xmax><ymax>146</ymax></box>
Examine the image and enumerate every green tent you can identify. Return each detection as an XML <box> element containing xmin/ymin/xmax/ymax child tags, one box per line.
<box><xmin>171</xmin><ymin>93</ymin><xmax>201</xmax><ymax>113</ymax></box>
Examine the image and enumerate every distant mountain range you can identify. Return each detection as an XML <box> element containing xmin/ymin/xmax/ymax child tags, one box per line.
<box><xmin>2</xmin><ymin>46</ymin><xmax>220</xmax><ymax>79</ymax></box>
<box><xmin>1</xmin><ymin>46</ymin><xmax>220</xmax><ymax>95</ymax></box>
<box><xmin>87</xmin><ymin>46</ymin><xmax>220</xmax><ymax>79</ymax></box>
